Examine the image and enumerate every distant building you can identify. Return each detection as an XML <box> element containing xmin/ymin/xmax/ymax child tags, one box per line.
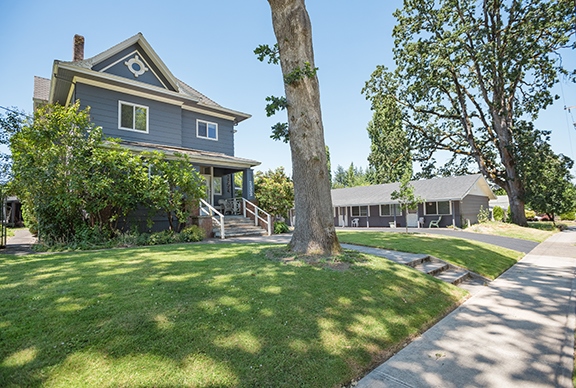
<box><xmin>331</xmin><ymin>174</ymin><xmax>496</xmax><ymax>228</ymax></box>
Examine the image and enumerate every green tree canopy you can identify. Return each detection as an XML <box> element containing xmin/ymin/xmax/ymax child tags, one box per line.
<box><xmin>515</xmin><ymin>122</ymin><xmax>576</xmax><ymax>222</ymax></box>
<box><xmin>254</xmin><ymin>167</ymin><xmax>294</xmax><ymax>220</ymax></box>
<box><xmin>10</xmin><ymin>102</ymin><xmax>205</xmax><ymax>243</ymax></box>
<box><xmin>363</xmin><ymin>0</ymin><xmax>575</xmax><ymax>226</ymax></box>
<box><xmin>365</xmin><ymin>90</ymin><xmax>413</xmax><ymax>184</ymax></box>
<box><xmin>332</xmin><ymin>162</ymin><xmax>370</xmax><ymax>188</ymax></box>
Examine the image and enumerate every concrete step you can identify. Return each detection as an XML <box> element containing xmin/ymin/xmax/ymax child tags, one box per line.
<box><xmin>214</xmin><ymin>230</ymin><xmax>267</xmax><ymax>238</ymax></box>
<box><xmin>435</xmin><ymin>268</ymin><xmax>470</xmax><ymax>285</ymax></box>
<box><xmin>413</xmin><ymin>258</ymin><xmax>450</xmax><ymax>276</ymax></box>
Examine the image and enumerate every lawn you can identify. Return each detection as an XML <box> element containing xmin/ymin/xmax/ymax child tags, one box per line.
<box><xmin>337</xmin><ymin>231</ymin><xmax>524</xmax><ymax>280</ymax></box>
<box><xmin>0</xmin><ymin>243</ymin><xmax>467</xmax><ymax>387</ymax></box>
<box><xmin>465</xmin><ymin>221</ymin><xmax>556</xmax><ymax>243</ymax></box>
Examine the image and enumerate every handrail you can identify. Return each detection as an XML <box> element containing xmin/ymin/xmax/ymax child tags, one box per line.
<box><xmin>199</xmin><ymin>199</ymin><xmax>225</xmax><ymax>239</ymax></box>
<box><xmin>242</xmin><ymin>198</ymin><xmax>272</xmax><ymax>236</ymax></box>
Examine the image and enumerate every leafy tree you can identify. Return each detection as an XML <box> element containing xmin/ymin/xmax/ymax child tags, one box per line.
<box><xmin>254</xmin><ymin>167</ymin><xmax>294</xmax><ymax>220</ymax></box>
<box><xmin>0</xmin><ymin>108</ymin><xmax>25</xmax><ymax>184</ymax></box>
<box><xmin>332</xmin><ymin>162</ymin><xmax>370</xmax><ymax>188</ymax></box>
<box><xmin>365</xmin><ymin>81</ymin><xmax>412</xmax><ymax>184</ymax></box>
<box><xmin>363</xmin><ymin>0</ymin><xmax>575</xmax><ymax>226</ymax></box>
<box><xmin>258</xmin><ymin>0</ymin><xmax>341</xmax><ymax>255</ymax></box>
<box><xmin>145</xmin><ymin>151</ymin><xmax>206</xmax><ymax>232</ymax></box>
<box><xmin>391</xmin><ymin>172</ymin><xmax>424</xmax><ymax>233</ymax></box>
<box><xmin>10</xmin><ymin>102</ymin><xmax>131</xmax><ymax>241</ymax></box>
<box><xmin>10</xmin><ymin>102</ymin><xmax>205</xmax><ymax>243</ymax></box>
<box><xmin>515</xmin><ymin>123</ymin><xmax>576</xmax><ymax>223</ymax></box>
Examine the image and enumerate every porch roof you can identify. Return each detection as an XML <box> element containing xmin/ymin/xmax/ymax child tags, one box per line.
<box><xmin>331</xmin><ymin>174</ymin><xmax>496</xmax><ymax>207</ymax></box>
<box><xmin>117</xmin><ymin>140</ymin><xmax>260</xmax><ymax>170</ymax></box>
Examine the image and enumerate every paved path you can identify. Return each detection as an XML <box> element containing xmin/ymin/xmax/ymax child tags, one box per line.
<box><xmin>2</xmin><ymin>228</ymin><xmax>37</xmax><ymax>255</ymax></box>
<box><xmin>356</xmin><ymin>227</ymin><xmax>576</xmax><ymax>388</ymax></box>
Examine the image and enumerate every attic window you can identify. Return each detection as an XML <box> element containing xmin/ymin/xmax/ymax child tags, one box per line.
<box><xmin>119</xmin><ymin>101</ymin><xmax>148</xmax><ymax>133</ymax></box>
<box><xmin>197</xmin><ymin>120</ymin><xmax>218</xmax><ymax>140</ymax></box>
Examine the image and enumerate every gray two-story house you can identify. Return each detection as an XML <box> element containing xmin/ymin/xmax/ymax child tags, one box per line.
<box><xmin>34</xmin><ymin>33</ymin><xmax>262</xmax><ymax>234</ymax></box>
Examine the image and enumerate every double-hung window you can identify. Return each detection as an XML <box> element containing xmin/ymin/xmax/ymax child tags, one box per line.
<box><xmin>380</xmin><ymin>204</ymin><xmax>400</xmax><ymax>216</ymax></box>
<box><xmin>351</xmin><ymin>206</ymin><xmax>368</xmax><ymax>217</ymax></box>
<box><xmin>197</xmin><ymin>120</ymin><xmax>218</xmax><ymax>140</ymax></box>
<box><xmin>425</xmin><ymin>201</ymin><xmax>451</xmax><ymax>215</ymax></box>
<box><xmin>119</xmin><ymin>101</ymin><xmax>148</xmax><ymax>132</ymax></box>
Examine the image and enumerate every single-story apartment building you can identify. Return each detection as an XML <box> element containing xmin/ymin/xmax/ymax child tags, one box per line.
<box><xmin>331</xmin><ymin>174</ymin><xmax>496</xmax><ymax>228</ymax></box>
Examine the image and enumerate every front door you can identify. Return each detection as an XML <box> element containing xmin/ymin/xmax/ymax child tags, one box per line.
<box><xmin>202</xmin><ymin>175</ymin><xmax>212</xmax><ymax>205</ymax></box>
<box><xmin>406</xmin><ymin>207</ymin><xmax>419</xmax><ymax>227</ymax></box>
<box><xmin>338</xmin><ymin>207</ymin><xmax>347</xmax><ymax>227</ymax></box>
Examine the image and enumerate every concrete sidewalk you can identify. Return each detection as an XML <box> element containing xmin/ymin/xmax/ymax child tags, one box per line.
<box><xmin>357</xmin><ymin>227</ymin><xmax>576</xmax><ymax>387</ymax></box>
<box><xmin>2</xmin><ymin>228</ymin><xmax>37</xmax><ymax>255</ymax></box>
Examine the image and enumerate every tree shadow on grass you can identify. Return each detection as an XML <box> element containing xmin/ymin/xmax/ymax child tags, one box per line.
<box><xmin>0</xmin><ymin>243</ymin><xmax>465</xmax><ymax>387</ymax></box>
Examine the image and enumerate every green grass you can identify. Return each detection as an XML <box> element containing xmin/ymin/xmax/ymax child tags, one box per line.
<box><xmin>465</xmin><ymin>221</ymin><xmax>555</xmax><ymax>243</ymax></box>
<box><xmin>0</xmin><ymin>243</ymin><xmax>467</xmax><ymax>387</ymax></box>
<box><xmin>338</xmin><ymin>231</ymin><xmax>524</xmax><ymax>280</ymax></box>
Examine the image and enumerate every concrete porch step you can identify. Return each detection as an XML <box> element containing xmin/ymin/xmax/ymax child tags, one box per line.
<box><xmin>213</xmin><ymin>215</ymin><xmax>268</xmax><ymax>238</ymax></box>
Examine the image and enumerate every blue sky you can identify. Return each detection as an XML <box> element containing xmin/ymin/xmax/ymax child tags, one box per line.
<box><xmin>1</xmin><ymin>0</ymin><xmax>575</xmax><ymax>177</ymax></box>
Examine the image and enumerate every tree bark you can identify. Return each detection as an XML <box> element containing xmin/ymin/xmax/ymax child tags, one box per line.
<box><xmin>268</xmin><ymin>0</ymin><xmax>340</xmax><ymax>255</ymax></box>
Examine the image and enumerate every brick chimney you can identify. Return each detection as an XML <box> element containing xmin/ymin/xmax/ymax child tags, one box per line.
<box><xmin>73</xmin><ymin>34</ymin><xmax>84</xmax><ymax>61</ymax></box>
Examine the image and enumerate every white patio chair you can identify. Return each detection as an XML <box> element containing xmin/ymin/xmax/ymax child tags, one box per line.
<box><xmin>351</xmin><ymin>218</ymin><xmax>360</xmax><ymax>227</ymax></box>
<box><xmin>429</xmin><ymin>216</ymin><xmax>442</xmax><ymax>228</ymax></box>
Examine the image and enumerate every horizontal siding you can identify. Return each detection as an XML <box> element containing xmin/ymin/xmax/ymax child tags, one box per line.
<box><xmin>76</xmin><ymin>83</ymin><xmax>182</xmax><ymax>147</ymax></box>
<box><xmin>182</xmin><ymin>110</ymin><xmax>234</xmax><ymax>155</ymax></box>
<box><xmin>460</xmin><ymin>195</ymin><xmax>489</xmax><ymax>224</ymax></box>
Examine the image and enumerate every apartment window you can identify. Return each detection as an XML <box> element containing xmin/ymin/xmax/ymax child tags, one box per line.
<box><xmin>197</xmin><ymin>120</ymin><xmax>218</xmax><ymax>140</ymax></box>
<box><xmin>380</xmin><ymin>204</ymin><xmax>401</xmax><ymax>216</ymax></box>
<box><xmin>425</xmin><ymin>201</ymin><xmax>451</xmax><ymax>215</ymax></box>
<box><xmin>119</xmin><ymin>101</ymin><xmax>148</xmax><ymax>132</ymax></box>
<box><xmin>351</xmin><ymin>206</ymin><xmax>368</xmax><ymax>217</ymax></box>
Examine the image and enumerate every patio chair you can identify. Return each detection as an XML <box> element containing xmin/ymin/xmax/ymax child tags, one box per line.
<box><xmin>351</xmin><ymin>218</ymin><xmax>359</xmax><ymax>227</ymax></box>
<box><xmin>429</xmin><ymin>216</ymin><xmax>442</xmax><ymax>228</ymax></box>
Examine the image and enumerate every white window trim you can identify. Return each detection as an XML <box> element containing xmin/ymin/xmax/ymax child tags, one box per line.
<box><xmin>118</xmin><ymin>100</ymin><xmax>149</xmax><ymax>133</ymax></box>
<box><xmin>380</xmin><ymin>204</ymin><xmax>391</xmax><ymax>216</ymax></box>
<box><xmin>424</xmin><ymin>200</ymin><xmax>452</xmax><ymax>216</ymax></box>
<box><xmin>197</xmin><ymin>119</ymin><xmax>218</xmax><ymax>141</ymax></box>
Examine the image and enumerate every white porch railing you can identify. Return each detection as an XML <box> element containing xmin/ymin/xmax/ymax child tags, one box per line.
<box><xmin>199</xmin><ymin>199</ymin><xmax>225</xmax><ymax>239</ymax></box>
<box><xmin>242</xmin><ymin>198</ymin><xmax>272</xmax><ymax>236</ymax></box>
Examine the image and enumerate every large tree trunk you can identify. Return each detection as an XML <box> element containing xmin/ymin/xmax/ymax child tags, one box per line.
<box><xmin>268</xmin><ymin>0</ymin><xmax>341</xmax><ymax>255</ymax></box>
<box><xmin>492</xmin><ymin>100</ymin><xmax>528</xmax><ymax>227</ymax></box>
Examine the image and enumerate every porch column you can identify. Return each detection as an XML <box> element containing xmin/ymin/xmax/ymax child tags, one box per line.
<box><xmin>242</xmin><ymin>168</ymin><xmax>255</xmax><ymax>200</ymax></box>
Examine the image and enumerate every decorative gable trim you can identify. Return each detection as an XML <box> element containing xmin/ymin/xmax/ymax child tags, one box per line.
<box><xmin>85</xmin><ymin>33</ymin><xmax>179</xmax><ymax>91</ymax></box>
<box><xmin>98</xmin><ymin>49</ymin><xmax>169</xmax><ymax>89</ymax></box>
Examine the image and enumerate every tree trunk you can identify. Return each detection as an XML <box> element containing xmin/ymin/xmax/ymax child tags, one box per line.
<box><xmin>268</xmin><ymin>0</ymin><xmax>341</xmax><ymax>255</ymax></box>
<box><xmin>492</xmin><ymin>104</ymin><xmax>528</xmax><ymax>227</ymax></box>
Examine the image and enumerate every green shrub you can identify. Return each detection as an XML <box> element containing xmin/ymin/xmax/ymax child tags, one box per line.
<box><xmin>177</xmin><ymin>225</ymin><xmax>205</xmax><ymax>242</ymax></box>
<box><xmin>148</xmin><ymin>230</ymin><xmax>176</xmax><ymax>245</ymax></box>
<box><xmin>492</xmin><ymin>206</ymin><xmax>504</xmax><ymax>222</ymax></box>
<box><xmin>559</xmin><ymin>211</ymin><xmax>576</xmax><ymax>221</ymax></box>
<box><xmin>525</xmin><ymin>209</ymin><xmax>536</xmax><ymax>220</ymax></box>
<box><xmin>477</xmin><ymin>205</ymin><xmax>490</xmax><ymax>223</ymax></box>
<box><xmin>274</xmin><ymin>221</ymin><xmax>290</xmax><ymax>234</ymax></box>
<box><xmin>557</xmin><ymin>223</ymin><xmax>569</xmax><ymax>231</ymax></box>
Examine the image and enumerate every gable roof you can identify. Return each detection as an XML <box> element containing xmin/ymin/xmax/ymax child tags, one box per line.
<box><xmin>63</xmin><ymin>33</ymin><xmax>180</xmax><ymax>91</ymax></box>
<box><xmin>46</xmin><ymin>33</ymin><xmax>250</xmax><ymax>123</ymax></box>
<box><xmin>331</xmin><ymin>174</ymin><xmax>496</xmax><ymax>207</ymax></box>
